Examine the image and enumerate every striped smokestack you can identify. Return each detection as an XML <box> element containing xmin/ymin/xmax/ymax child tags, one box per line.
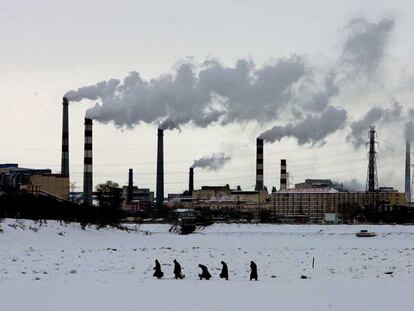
<box><xmin>255</xmin><ymin>138</ymin><xmax>264</xmax><ymax>191</ymax></box>
<box><xmin>83</xmin><ymin>118</ymin><xmax>93</xmax><ymax>205</ymax></box>
<box><xmin>61</xmin><ymin>97</ymin><xmax>69</xmax><ymax>177</ymax></box>
<box><xmin>280</xmin><ymin>159</ymin><xmax>287</xmax><ymax>190</ymax></box>
<box><xmin>156</xmin><ymin>128</ymin><xmax>164</xmax><ymax>208</ymax></box>
<box><xmin>127</xmin><ymin>168</ymin><xmax>133</xmax><ymax>204</ymax></box>
<box><xmin>189</xmin><ymin>167</ymin><xmax>194</xmax><ymax>195</ymax></box>
<box><xmin>405</xmin><ymin>141</ymin><xmax>411</xmax><ymax>203</ymax></box>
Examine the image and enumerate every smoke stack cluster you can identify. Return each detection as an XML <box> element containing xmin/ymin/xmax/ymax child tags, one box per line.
<box><xmin>189</xmin><ymin>167</ymin><xmax>194</xmax><ymax>195</ymax></box>
<box><xmin>128</xmin><ymin>168</ymin><xmax>133</xmax><ymax>204</ymax></box>
<box><xmin>255</xmin><ymin>138</ymin><xmax>264</xmax><ymax>191</ymax></box>
<box><xmin>280</xmin><ymin>159</ymin><xmax>287</xmax><ymax>190</ymax></box>
<box><xmin>61</xmin><ymin>97</ymin><xmax>69</xmax><ymax>177</ymax></box>
<box><xmin>83</xmin><ymin>118</ymin><xmax>93</xmax><ymax>205</ymax></box>
<box><xmin>405</xmin><ymin>141</ymin><xmax>411</xmax><ymax>203</ymax></box>
<box><xmin>156</xmin><ymin>128</ymin><xmax>164</xmax><ymax>208</ymax></box>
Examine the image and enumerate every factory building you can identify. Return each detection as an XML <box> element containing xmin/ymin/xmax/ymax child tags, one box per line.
<box><xmin>167</xmin><ymin>184</ymin><xmax>270</xmax><ymax>214</ymax></box>
<box><xmin>121</xmin><ymin>186</ymin><xmax>154</xmax><ymax>212</ymax></box>
<box><xmin>0</xmin><ymin>164</ymin><xmax>69</xmax><ymax>200</ymax></box>
<box><xmin>121</xmin><ymin>169</ymin><xmax>154</xmax><ymax>212</ymax></box>
<box><xmin>270</xmin><ymin>187</ymin><xmax>406</xmax><ymax>223</ymax></box>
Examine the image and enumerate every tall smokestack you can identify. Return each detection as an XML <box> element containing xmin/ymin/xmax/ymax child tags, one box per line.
<box><xmin>405</xmin><ymin>141</ymin><xmax>411</xmax><ymax>203</ymax></box>
<box><xmin>61</xmin><ymin>97</ymin><xmax>69</xmax><ymax>177</ymax></box>
<box><xmin>280</xmin><ymin>159</ymin><xmax>287</xmax><ymax>190</ymax></box>
<box><xmin>255</xmin><ymin>138</ymin><xmax>264</xmax><ymax>191</ymax></box>
<box><xmin>189</xmin><ymin>167</ymin><xmax>194</xmax><ymax>195</ymax></box>
<box><xmin>83</xmin><ymin>118</ymin><xmax>93</xmax><ymax>205</ymax></box>
<box><xmin>127</xmin><ymin>168</ymin><xmax>133</xmax><ymax>204</ymax></box>
<box><xmin>156</xmin><ymin>128</ymin><xmax>164</xmax><ymax>208</ymax></box>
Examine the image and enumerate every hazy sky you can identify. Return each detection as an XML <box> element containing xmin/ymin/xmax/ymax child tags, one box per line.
<box><xmin>1</xmin><ymin>0</ymin><xmax>414</xmax><ymax>194</ymax></box>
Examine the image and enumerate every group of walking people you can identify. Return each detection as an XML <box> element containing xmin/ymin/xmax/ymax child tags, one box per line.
<box><xmin>153</xmin><ymin>259</ymin><xmax>258</xmax><ymax>281</ymax></box>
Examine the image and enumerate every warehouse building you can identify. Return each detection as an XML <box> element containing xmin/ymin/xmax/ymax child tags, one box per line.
<box><xmin>0</xmin><ymin>163</ymin><xmax>69</xmax><ymax>201</ymax></box>
<box><xmin>270</xmin><ymin>188</ymin><xmax>406</xmax><ymax>223</ymax></box>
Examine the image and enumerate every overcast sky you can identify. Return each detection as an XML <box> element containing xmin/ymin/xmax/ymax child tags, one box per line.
<box><xmin>1</xmin><ymin>0</ymin><xmax>414</xmax><ymax>194</ymax></box>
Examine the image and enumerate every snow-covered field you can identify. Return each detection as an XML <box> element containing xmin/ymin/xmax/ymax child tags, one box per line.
<box><xmin>1</xmin><ymin>219</ymin><xmax>413</xmax><ymax>310</ymax></box>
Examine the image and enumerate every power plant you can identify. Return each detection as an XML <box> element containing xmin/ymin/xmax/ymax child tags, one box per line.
<box><xmin>280</xmin><ymin>159</ymin><xmax>287</xmax><ymax>191</ymax></box>
<box><xmin>189</xmin><ymin>167</ymin><xmax>194</xmax><ymax>196</ymax></box>
<box><xmin>255</xmin><ymin>138</ymin><xmax>264</xmax><ymax>191</ymax></box>
<box><xmin>61</xmin><ymin>97</ymin><xmax>69</xmax><ymax>177</ymax></box>
<box><xmin>83</xmin><ymin>118</ymin><xmax>93</xmax><ymax>205</ymax></box>
<box><xmin>1</xmin><ymin>96</ymin><xmax>412</xmax><ymax>224</ymax></box>
<box><xmin>156</xmin><ymin>128</ymin><xmax>164</xmax><ymax>208</ymax></box>
<box><xmin>405</xmin><ymin>141</ymin><xmax>411</xmax><ymax>203</ymax></box>
<box><xmin>366</xmin><ymin>126</ymin><xmax>378</xmax><ymax>192</ymax></box>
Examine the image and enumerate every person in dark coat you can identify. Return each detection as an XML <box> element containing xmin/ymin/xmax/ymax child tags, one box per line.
<box><xmin>198</xmin><ymin>264</ymin><xmax>212</xmax><ymax>280</ymax></box>
<box><xmin>250</xmin><ymin>261</ymin><xmax>258</xmax><ymax>281</ymax></box>
<box><xmin>153</xmin><ymin>259</ymin><xmax>164</xmax><ymax>279</ymax></box>
<box><xmin>173</xmin><ymin>259</ymin><xmax>184</xmax><ymax>279</ymax></box>
<box><xmin>219</xmin><ymin>261</ymin><xmax>229</xmax><ymax>280</ymax></box>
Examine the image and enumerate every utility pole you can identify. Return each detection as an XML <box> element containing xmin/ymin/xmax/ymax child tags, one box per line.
<box><xmin>366</xmin><ymin>126</ymin><xmax>378</xmax><ymax>192</ymax></box>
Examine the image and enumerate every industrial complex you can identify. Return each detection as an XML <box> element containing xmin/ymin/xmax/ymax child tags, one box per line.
<box><xmin>0</xmin><ymin>97</ymin><xmax>411</xmax><ymax>223</ymax></box>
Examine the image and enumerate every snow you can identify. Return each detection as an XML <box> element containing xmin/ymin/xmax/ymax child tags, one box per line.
<box><xmin>1</xmin><ymin>219</ymin><xmax>413</xmax><ymax>310</ymax></box>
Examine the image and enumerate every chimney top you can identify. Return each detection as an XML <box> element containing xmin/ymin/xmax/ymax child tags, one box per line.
<box><xmin>63</xmin><ymin>97</ymin><xmax>69</xmax><ymax>105</ymax></box>
<box><xmin>85</xmin><ymin>118</ymin><xmax>93</xmax><ymax>125</ymax></box>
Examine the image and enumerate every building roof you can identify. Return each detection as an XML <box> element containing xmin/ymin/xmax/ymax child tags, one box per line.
<box><xmin>276</xmin><ymin>188</ymin><xmax>339</xmax><ymax>194</ymax></box>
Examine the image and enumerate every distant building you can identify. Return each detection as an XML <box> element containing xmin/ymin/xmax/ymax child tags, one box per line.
<box><xmin>167</xmin><ymin>184</ymin><xmax>270</xmax><ymax>214</ymax></box>
<box><xmin>121</xmin><ymin>186</ymin><xmax>153</xmax><ymax>212</ymax></box>
<box><xmin>0</xmin><ymin>164</ymin><xmax>69</xmax><ymax>200</ymax></box>
<box><xmin>270</xmin><ymin>187</ymin><xmax>406</xmax><ymax>223</ymax></box>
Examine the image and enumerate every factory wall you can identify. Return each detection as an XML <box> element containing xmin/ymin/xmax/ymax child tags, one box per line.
<box><xmin>23</xmin><ymin>174</ymin><xmax>70</xmax><ymax>201</ymax></box>
<box><xmin>270</xmin><ymin>190</ymin><xmax>406</xmax><ymax>223</ymax></box>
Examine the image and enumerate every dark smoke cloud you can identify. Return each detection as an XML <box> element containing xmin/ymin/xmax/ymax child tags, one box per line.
<box><xmin>65</xmin><ymin>57</ymin><xmax>306</xmax><ymax>128</ymax></box>
<box><xmin>259</xmin><ymin>106</ymin><xmax>347</xmax><ymax>145</ymax></box>
<box><xmin>192</xmin><ymin>153</ymin><xmax>231</xmax><ymax>171</ymax></box>
<box><xmin>65</xmin><ymin>17</ymin><xmax>397</xmax><ymax>147</ymax></box>
<box><xmin>159</xmin><ymin>119</ymin><xmax>181</xmax><ymax>131</ymax></box>
<box><xmin>341</xmin><ymin>18</ymin><xmax>394</xmax><ymax>75</ymax></box>
<box><xmin>337</xmin><ymin>179</ymin><xmax>365</xmax><ymax>191</ymax></box>
<box><xmin>347</xmin><ymin>102</ymin><xmax>402</xmax><ymax>147</ymax></box>
<box><xmin>259</xmin><ymin>17</ymin><xmax>395</xmax><ymax>145</ymax></box>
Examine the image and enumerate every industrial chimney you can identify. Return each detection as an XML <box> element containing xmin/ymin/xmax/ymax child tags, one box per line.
<box><xmin>280</xmin><ymin>159</ymin><xmax>287</xmax><ymax>190</ymax></box>
<box><xmin>405</xmin><ymin>141</ymin><xmax>411</xmax><ymax>203</ymax></box>
<box><xmin>61</xmin><ymin>97</ymin><xmax>69</xmax><ymax>177</ymax></box>
<box><xmin>189</xmin><ymin>167</ymin><xmax>194</xmax><ymax>195</ymax></box>
<box><xmin>127</xmin><ymin>168</ymin><xmax>133</xmax><ymax>204</ymax></box>
<box><xmin>156</xmin><ymin>128</ymin><xmax>164</xmax><ymax>208</ymax></box>
<box><xmin>255</xmin><ymin>138</ymin><xmax>264</xmax><ymax>191</ymax></box>
<box><xmin>83</xmin><ymin>118</ymin><xmax>93</xmax><ymax>205</ymax></box>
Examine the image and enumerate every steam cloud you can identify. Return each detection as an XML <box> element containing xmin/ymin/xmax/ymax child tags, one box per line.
<box><xmin>65</xmin><ymin>57</ymin><xmax>306</xmax><ymax>129</ymax></box>
<box><xmin>341</xmin><ymin>18</ymin><xmax>395</xmax><ymax>75</ymax></box>
<box><xmin>259</xmin><ymin>106</ymin><xmax>347</xmax><ymax>145</ymax></box>
<box><xmin>65</xmin><ymin>17</ymin><xmax>401</xmax><ymax>148</ymax></box>
<box><xmin>192</xmin><ymin>153</ymin><xmax>231</xmax><ymax>171</ymax></box>
<box><xmin>259</xmin><ymin>17</ymin><xmax>396</xmax><ymax>144</ymax></box>
<box><xmin>347</xmin><ymin>102</ymin><xmax>402</xmax><ymax>147</ymax></box>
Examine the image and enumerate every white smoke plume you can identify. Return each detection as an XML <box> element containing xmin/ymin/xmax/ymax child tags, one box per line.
<box><xmin>192</xmin><ymin>153</ymin><xmax>231</xmax><ymax>171</ymax></box>
<box><xmin>65</xmin><ymin>57</ymin><xmax>306</xmax><ymax>128</ymax></box>
<box><xmin>347</xmin><ymin>102</ymin><xmax>403</xmax><ymax>147</ymax></box>
<box><xmin>65</xmin><ymin>17</ymin><xmax>398</xmax><ymax>148</ymax></box>
<box><xmin>259</xmin><ymin>17</ymin><xmax>396</xmax><ymax>145</ymax></box>
<box><xmin>259</xmin><ymin>106</ymin><xmax>347</xmax><ymax>145</ymax></box>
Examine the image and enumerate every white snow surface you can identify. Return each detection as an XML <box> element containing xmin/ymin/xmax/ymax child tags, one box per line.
<box><xmin>1</xmin><ymin>219</ymin><xmax>413</xmax><ymax>311</ymax></box>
